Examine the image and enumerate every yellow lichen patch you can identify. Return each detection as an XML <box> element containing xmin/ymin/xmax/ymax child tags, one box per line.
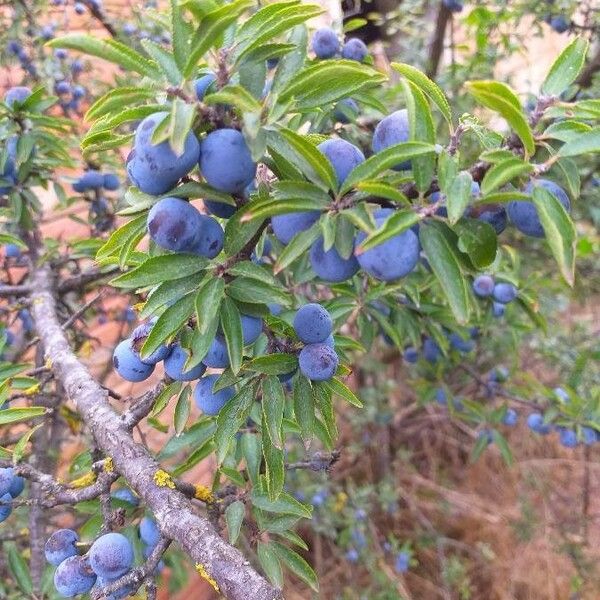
<box><xmin>153</xmin><ymin>469</ymin><xmax>175</xmax><ymax>489</ymax></box>
<box><xmin>103</xmin><ymin>457</ymin><xmax>114</xmax><ymax>473</ymax></box>
<box><xmin>195</xmin><ymin>563</ymin><xmax>220</xmax><ymax>593</ymax></box>
<box><xmin>69</xmin><ymin>471</ymin><xmax>97</xmax><ymax>488</ymax></box>
<box><xmin>194</xmin><ymin>485</ymin><xmax>215</xmax><ymax>503</ymax></box>
<box><xmin>333</xmin><ymin>491</ymin><xmax>348</xmax><ymax>513</ymax></box>
<box><xmin>23</xmin><ymin>382</ymin><xmax>40</xmax><ymax>396</ymax></box>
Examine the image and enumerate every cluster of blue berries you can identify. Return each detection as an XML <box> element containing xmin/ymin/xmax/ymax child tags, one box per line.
<box><xmin>403</xmin><ymin>328</ymin><xmax>477</xmax><ymax>365</ymax></box>
<box><xmin>0</xmin><ymin>467</ymin><xmax>25</xmax><ymax>523</ymax></box>
<box><xmin>294</xmin><ymin>303</ymin><xmax>338</xmax><ymax>382</ymax></box>
<box><xmin>472</xmin><ymin>274</ymin><xmax>518</xmax><ymax>318</ymax></box>
<box><xmin>46</xmin><ymin>529</ymin><xmax>135</xmax><ymax>598</ymax></box>
<box><xmin>311</xmin><ymin>28</ymin><xmax>369</xmax><ymax>62</ymax></box>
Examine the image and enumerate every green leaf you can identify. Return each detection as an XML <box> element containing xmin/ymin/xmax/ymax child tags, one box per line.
<box><xmin>557</xmin><ymin>127</ymin><xmax>600</xmax><ymax>157</ymax></box>
<box><xmin>466</xmin><ymin>81</ymin><xmax>535</xmax><ymax>156</ymax></box>
<box><xmin>532</xmin><ymin>187</ymin><xmax>576</xmax><ymax>286</ymax></box>
<box><xmin>320</xmin><ymin>377</ymin><xmax>362</xmax><ymax>408</ymax></box>
<box><xmin>220</xmin><ymin>297</ymin><xmax>243</xmax><ymax>375</ymax></box>
<box><xmin>480</xmin><ymin>158</ymin><xmax>534</xmax><ymax>195</ymax></box>
<box><xmin>150</xmin><ymin>381</ymin><xmax>182</xmax><ymax>418</ymax></box>
<box><xmin>171</xmin><ymin>0</ymin><xmax>190</xmax><ymax>72</ymax></box>
<box><xmin>251</xmin><ymin>489</ymin><xmax>312</xmax><ymax>518</ymax></box>
<box><xmin>168</xmin><ymin>98</ymin><xmax>196</xmax><ymax>156</ymax></box>
<box><xmin>174</xmin><ymin>386</ymin><xmax>191</xmax><ymax>435</ymax></box>
<box><xmin>226</xmin><ymin>261</ymin><xmax>279</xmax><ymax>286</ymax></box>
<box><xmin>7</xmin><ymin>544</ymin><xmax>32</xmax><ymax>595</ymax></box>
<box><xmin>195</xmin><ymin>277</ymin><xmax>225</xmax><ymax>335</ymax></box>
<box><xmin>96</xmin><ymin>214</ymin><xmax>146</xmax><ymax>261</ymax></box>
<box><xmin>391</xmin><ymin>62</ymin><xmax>452</xmax><ymax>126</ymax></box>
<box><xmin>542</xmin><ymin>37</ymin><xmax>589</xmax><ymax>97</ymax></box>
<box><xmin>293</xmin><ymin>375</ymin><xmax>314</xmax><ymax>441</ymax></box>
<box><xmin>111</xmin><ymin>254</ymin><xmax>207</xmax><ymax>289</ymax></box>
<box><xmin>234</xmin><ymin>2</ymin><xmax>323</xmax><ymax>64</ymax></box>
<box><xmin>223</xmin><ymin>209</ymin><xmax>265</xmax><ymax>256</ymax></box>
<box><xmin>204</xmin><ymin>84</ymin><xmax>262</xmax><ymax>114</ymax></box>
<box><xmin>278</xmin><ymin>60</ymin><xmax>386</xmax><ymax>111</ymax></box>
<box><xmin>183</xmin><ymin>0</ymin><xmax>254</xmax><ymax>78</ymax></box>
<box><xmin>271</xmin><ymin>25</ymin><xmax>307</xmax><ymax>96</ymax></box>
<box><xmin>355</xmin><ymin>181</ymin><xmax>409</xmax><ymax>205</ymax></box>
<box><xmin>267</xmin><ymin>128</ymin><xmax>337</xmax><ymax>190</ymax></box>
<box><xmin>272</xmin><ymin>542</ymin><xmax>318</xmax><ymax>592</ymax></box>
<box><xmin>401</xmin><ymin>79</ymin><xmax>435</xmax><ymax>191</ymax></box>
<box><xmin>142</xmin><ymin>272</ymin><xmax>205</xmax><ymax>319</ymax></box>
<box><xmin>225</xmin><ymin>500</ymin><xmax>245</xmax><ymax>545</ymax></box>
<box><xmin>262</xmin><ymin>376</ymin><xmax>285</xmax><ymax>448</ymax></box>
<box><xmin>0</xmin><ymin>407</ymin><xmax>46</xmax><ymax>425</ymax></box>
<box><xmin>340</xmin><ymin>142</ymin><xmax>436</xmax><ymax>194</ymax></box>
<box><xmin>446</xmin><ymin>171</ymin><xmax>474</xmax><ymax>225</ymax></box>
<box><xmin>48</xmin><ymin>35</ymin><xmax>157</xmax><ymax>77</ymax></box>
<box><xmin>273</xmin><ymin>221</ymin><xmax>321</xmax><ymax>274</ymax></box>
<box><xmin>214</xmin><ymin>382</ymin><xmax>256</xmax><ymax>463</ymax></box>
<box><xmin>419</xmin><ymin>222</ymin><xmax>471</xmax><ymax>324</ymax></box>
<box><xmin>257</xmin><ymin>542</ymin><xmax>283</xmax><ymax>589</ymax></box>
<box><xmin>453</xmin><ymin>218</ymin><xmax>498</xmax><ymax>269</ymax></box>
<box><xmin>141</xmin><ymin>293</ymin><xmax>196</xmax><ymax>359</ymax></box>
<box><xmin>12</xmin><ymin>424</ymin><xmax>43</xmax><ymax>463</ymax></box>
<box><xmin>246</xmin><ymin>354</ymin><xmax>298</xmax><ymax>376</ymax></box>
<box><xmin>355</xmin><ymin>209</ymin><xmax>419</xmax><ymax>253</ymax></box>
<box><xmin>227</xmin><ymin>277</ymin><xmax>290</xmax><ymax>307</ymax></box>
<box><xmin>140</xmin><ymin>39</ymin><xmax>182</xmax><ymax>85</ymax></box>
<box><xmin>543</xmin><ymin>120</ymin><xmax>591</xmax><ymax>143</ymax></box>
<box><xmin>262</xmin><ymin>411</ymin><xmax>285</xmax><ymax>501</ymax></box>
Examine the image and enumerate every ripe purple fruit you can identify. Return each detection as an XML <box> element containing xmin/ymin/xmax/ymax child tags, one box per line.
<box><xmin>423</xmin><ymin>337</ymin><xmax>441</xmax><ymax>363</ymax></box>
<box><xmin>4</xmin><ymin>86</ymin><xmax>31</xmax><ymax>108</ymax></box>
<box><xmin>89</xmin><ymin>532</ymin><xmax>134</xmax><ymax>579</ymax></box>
<box><xmin>199</xmin><ymin>129</ymin><xmax>256</xmax><ymax>194</ymax></box>
<box><xmin>194</xmin><ymin>72</ymin><xmax>216</xmax><ymax>101</ymax></box>
<box><xmin>102</xmin><ymin>173</ymin><xmax>120</xmax><ymax>190</ymax></box>
<box><xmin>293</xmin><ymin>303</ymin><xmax>333</xmax><ymax>344</ymax></box>
<box><xmin>507</xmin><ymin>179</ymin><xmax>570</xmax><ymax>238</ymax></box>
<box><xmin>0</xmin><ymin>493</ymin><xmax>12</xmax><ymax>522</ymax></box>
<box><xmin>372</xmin><ymin>110</ymin><xmax>411</xmax><ymax>170</ymax></box>
<box><xmin>128</xmin><ymin>112</ymin><xmax>200</xmax><ymax>195</ymax></box>
<box><xmin>189</xmin><ymin>214</ymin><xmax>224</xmax><ymax>259</ymax></box>
<box><xmin>502</xmin><ymin>408</ymin><xmax>518</xmax><ymax>426</ymax></box>
<box><xmin>164</xmin><ymin>344</ymin><xmax>206</xmax><ymax>381</ymax></box>
<box><xmin>492</xmin><ymin>282</ymin><xmax>518</xmax><ymax>304</ymax></box>
<box><xmin>472</xmin><ymin>274</ymin><xmax>495</xmax><ymax>297</ymax></box>
<box><xmin>311</xmin><ymin>27</ymin><xmax>339</xmax><ymax>59</ymax></box>
<box><xmin>54</xmin><ymin>555</ymin><xmax>96</xmax><ymax>597</ymax></box>
<box><xmin>317</xmin><ymin>138</ymin><xmax>365</xmax><ymax>187</ymax></box>
<box><xmin>45</xmin><ymin>529</ymin><xmax>79</xmax><ymax>566</ymax></box>
<box><xmin>299</xmin><ymin>343</ymin><xmax>339</xmax><ymax>381</ymax></box>
<box><xmin>146</xmin><ymin>197</ymin><xmax>202</xmax><ymax>252</ymax></box>
<box><xmin>356</xmin><ymin>214</ymin><xmax>420</xmax><ymax>281</ymax></box>
<box><xmin>309</xmin><ymin>237</ymin><xmax>359</xmax><ymax>282</ymax></box>
<box><xmin>271</xmin><ymin>211</ymin><xmax>320</xmax><ymax>245</ymax></box>
<box><xmin>139</xmin><ymin>516</ymin><xmax>160</xmax><ymax>547</ymax></box>
<box><xmin>341</xmin><ymin>38</ymin><xmax>368</xmax><ymax>62</ymax></box>
<box><xmin>194</xmin><ymin>374</ymin><xmax>235</xmax><ymax>415</ymax></box>
<box><xmin>113</xmin><ymin>339</ymin><xmax>155</xmax><ymax>382</ymax></box>
<box><xmin>333</xmin><ymin>98</ymin><xmax>359</xmax><ymax>123</ymax></box>
<box><xmin>527</xmin><ymin>412</ymin><xmax>551</xmax><ymax>435</ymax></box>
<box><xmin>203</xmin><ymin>336</ymin><xmax>230</xmax><ymax>369</ymax></box>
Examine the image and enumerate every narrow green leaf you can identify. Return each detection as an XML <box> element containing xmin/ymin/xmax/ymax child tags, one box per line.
<box><xmin>293</xmin><ymin>375</ymin><xmax>314</xmax><ymax>441</ymax></box>
<box><xmin>262</xmin><ymin>412</ymin><xmax>285</xmax><ymax>501</ymax></box>
<box><xmin>391</xmin><ymin>62</ymin><xmax>452</xmax><ymax>126</ymax></box>
<box><xmin>7</xmin><ymin>545</ymin><xmax>32</xmax><ymax>595</ymax></box>
<box><xmin>250</xmin><ymin>489</ymin><xmax>312</xmax><ymax>518</ymax></box>
<box><xmin>257</xmin><ymin>542</ymin><xmax>284</xmax><ymax>589</ymax></box>
<box><xmin>227</xmin><ymin>277</ymin><xmax>291</xmax><ymax>307</ymax></box>
<box><xmin>0</xmin><ymin>407</ymin><xmax>46</xmax><ymax>425</ymax></box>
<box><xmin>557</xmin><ymin>127</ymin><xmax>600</xmax><ymax>157</ymax></box>
<box><xmin>320</xmin><ymin>377</ymin><xmax>362</xmax><ymax>408</ymax></box>
<box><xmin>195</xmin><ymin>277</ymin><xmax>225</xmax><ymax>335</ymax></box>
<box><xmin>220</xmin><ymin>297</ymin><xmax>243</xmax><ymax>375</ymax></box>
<box><xmin>542</xmin><ymin>37</ymin><xmax>589</xmax><ymax>97</ymax></box>
<box><xmin>174</xmin><ymin>386</ymin><xmax>191</xmax><ymax>435</ymax></box>
<box><xmin>140</xmin><ymin>39</ymin><xmax>182</xmax><ymax>85</ymax></box>
<box><xmin>419</xmin><ymin>222</ymin><xmax>471</xmax><ymax>324</ymax></box>
<box><xmin>446</xmin><ymin>171</ymin><xmax>474</xmax><ymax>225</ymax></box>
<box><xmin>480</xmin><ymin>158</ymin><xmax>534</xmax><ymax>195</ymax></box>
<box><xmin>532</xmin><ymin>187</ymin><xmax>576</xmax><ymax>286</ymax></box>
<box><xmin>272</xmin><ymin>542</ymin><xmax>318</xmax><ymax>592</ymax></box>
<box><xmin>171</xmin><ymin>0</ymin><xmax>190</xmax><ymax>72</ymax></box>
<box><xmin>225</xmin><ymin>500</ymin><xmax>245</xmax><ymax>545</ymax></box>
<box><xmin>262</xmin><ymin>376</ymin><xmax>285</xmax><ymax>448</ymax></box>
<box><xmin>11</xmin><ymin>424</ymin><xmax>43</xmax><ymax>463</ymax></box>
<box><xmin>453</xmin><ymin>218</ymin><xmax>498</xmax><ymax>269</ymax></box>
<box><xmin>141</xmin><ymin>293</ymin><xmax>196</xmax><ymax>358</ymax></box>
<box><xmin>356</xmin><ymin>209</ymin><xmax>419</xmax><ymax>253</ymax></box>
<box><xmin>246</xmin><ymin>354</ymin><xmax>298</xmax><ymax>376</ymax></box>
<box><xmin>214</xmin><ymin>382</ymin><xmax>256</xmax><ymax>464</ymax></box>
<box><xmin>340</xmin><ymin>142</ymin><xmax>436</xmax><ymax>194</ymax></box>
<box><xmin>48</xmin><ymin>35</ymin><xmax>157</xmax><ymax>77</ymax></box>
<box><xmin>111</xmin><ymin>254</ymin><xmax>207</xmax><ymax>289</ymax></box>
<box><xmin>273</xmin><ymin>221</ymin><xmax>321</xmax><ymax>274</ymax></box>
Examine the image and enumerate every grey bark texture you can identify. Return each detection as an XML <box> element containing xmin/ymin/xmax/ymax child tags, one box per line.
<box><xmin>29</xmin><ymin>263</ymin><xmax>283</xmax><ymax>600</ymax></box>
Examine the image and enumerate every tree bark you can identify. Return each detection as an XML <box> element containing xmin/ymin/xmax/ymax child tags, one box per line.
<box><xmin>29</xmin><ymin>263</ymin><xmax>282</xmax><ymax>600</ymax></box>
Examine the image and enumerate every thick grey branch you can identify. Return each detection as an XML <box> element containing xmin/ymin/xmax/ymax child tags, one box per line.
<box><xmin>29</xmin><ymin>264</ymin><xmax>282</xmax><ymax>600</ymax></box>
